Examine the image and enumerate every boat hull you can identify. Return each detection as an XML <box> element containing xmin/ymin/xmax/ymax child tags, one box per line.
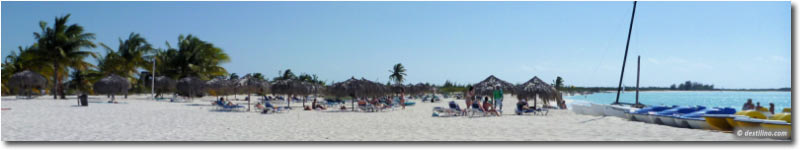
<box><xmin>672</xmin><ymin>117</ymin><xmax>691</xmax><ymax>128</ymax></box>
<box><xmin>657</xmin><ymin>116</ymin><xmax>676</xmax><ymax>126</ymax></box>
<box><xmin>734</xmin><ymin>118</ymin><xmax>765</xmax><ymax>128</ymax></box>
<box><xmin>632</xmin><ymin>114</ymin><xmax>649</xmax><ymax>122</ymax></box>
<box><xmin>604</xmin><ymin>105</ymin><xmax>630</xmax><ymax>119</ymax></box>
<box><xmin>645</xmin><ymin>115</ymin><xmax>661</xmax><ymax>124</ymax></box>
<box><xmin>686</xmin><ymin>118</ymin><xmax>711</xmax><ymax>129</ymax></box>
<box><xmin>588</xmin><ymin>103</ymin><xmax>606</xmax><ymax>116</ymax></box>
<box><xmin>704</xmin><ymin>115</ymin><xmax>734</xmax><ymax>131</ymax></box>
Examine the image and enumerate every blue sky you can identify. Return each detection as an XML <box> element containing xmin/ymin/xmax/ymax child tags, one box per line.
<box><xmin>1</xmin><ymin>1</ymin><xmax>790</xmax><ymax>88</ymax></box>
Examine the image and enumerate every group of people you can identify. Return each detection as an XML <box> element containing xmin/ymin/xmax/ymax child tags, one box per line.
<box><xmin>461</xmin><ymin>86</ymin><xmax>503</xmax><ymax>116</ymax></box>
<box><xmin>742</xmin><ymin>98</ymin><xmax>776</xmax><ymax>114</ymax></box>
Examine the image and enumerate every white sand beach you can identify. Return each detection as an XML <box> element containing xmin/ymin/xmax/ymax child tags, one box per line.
<box><xmin>1</xmin><ymin>94</ymin><xmax>774</xmax><ymax>141</ymax></box>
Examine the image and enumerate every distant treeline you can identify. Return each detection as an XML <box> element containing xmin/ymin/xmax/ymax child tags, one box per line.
<box><xmin>670</xmin><ymin>81</ymin><xmax>713</xmax><ymax>90</ymax></box>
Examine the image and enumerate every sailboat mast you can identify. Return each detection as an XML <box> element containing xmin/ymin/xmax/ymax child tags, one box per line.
<box><xmin>614</xmin><ymin>1</ymin><xmax>637</xmax><ymax>104</ymax></box>
<box><xmin>636</xmin><ymin>55</ymin><xmax>640</xmax><ymax>105</ymax></box>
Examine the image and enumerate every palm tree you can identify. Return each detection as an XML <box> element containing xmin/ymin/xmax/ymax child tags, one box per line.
<box><xmin>274</xmin><ymin>69</ymin><xmax>296</xmax><ymax>81</ymax></box>
<box><xmin>252</xmin><ymin>73</ymin><xmax>265</xmax><ymax>81</ymax></box>
<box><xmin>155</xmin><ymin>35</ymin><xmax>230</xmax><ymax>80</ymax></box>
<box><xmin>98</xmin><ymin>33</ymin><xmax>155</xmax><ymax>84</ymax></box>
<box><xmin>388</xmin><ymin>63</ymin><xmax>407</xmax><ymax>85</ymax></box>
<box><xmin>33</xmin><ymin>14</ymin><xmax>97</xmax><ymax>99</ymax></box>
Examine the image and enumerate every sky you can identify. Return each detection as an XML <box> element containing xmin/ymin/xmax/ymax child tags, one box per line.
<box><xmin>1</xmin><ymin>1</ymin><xmax>790</xmax><ymax>89</ymax></box>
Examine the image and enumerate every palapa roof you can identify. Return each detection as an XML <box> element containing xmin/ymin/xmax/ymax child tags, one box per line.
<box><xmin>154</xmin><ymin>76</ymin><xmax>177</xmax><ymax>92</ymax></box>
<box><xmin>270</xmin><ymin>79</ymin><xmax>317</xmax><ymax>96</ymax></box>
<box><xmin>237</xmin><ymin>75</ymin><xmax>269</xmax><ymax>94</ymax></box>
<box><xmin>176</xmin><ymin>76</ymin><xmax>206</xmax><ymax>97</ymax></box>
<box><xmin>8</xmin><ymin>70</ymin><xmax>47</xmax><ymax>90</ymax></box>
<box><xmin>93</xmin><ymin>74</ymin><xmax>131</xmax><ymax>94</ymax></box>
<box><xmin>205</xmin><ymin>77</ymin><xmax>232</xmax><ymax>95</ymax></box>
<box><xmin>472</xmin><ymin>75</ymin><xmax>515</xmax><ymax>96</ymax></box>
<box><xmin>327</xmin><ymin>77</ymin><xmax>388</xmax><ymax>97</ymax></box>
<box><xmin>515</xmin><ymin>76</ymin><xmax>559</xmax><ymax>100</ymax></box>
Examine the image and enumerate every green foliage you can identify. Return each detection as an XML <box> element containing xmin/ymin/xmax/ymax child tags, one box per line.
<box><xmin>388</xmin><ymin>63</ymin><xmax>406</xmax><ymax>85</ymax></box>
<box><xmin>32</xmin><ymin>14</ymin><xmax>98</xmax><ymax>98</ymax></box>
<box><xmin>156</xmin><ymin>34</ymin><xmax>230</xmax><ymax>80</ymax></box>
<box><xmin>675</xmin><ymin>81</ymin><xmax>714</xmax><ymax>90</ymax></box>
<box><xmin>554</xmin><ymin>76</ymin><xmax>564</xmax><ymax>90</ymax></box>
<box><xmin>439</xmin><ymin>80</ymin><xmax>469</xmax><ymax>93</ymax></box>
<box><xmin>252</xmin><ymin>73</ymin><xmax>265</xmax><ymax>81</ymax></box>
<box><xmin>273</xmin><ymin>69</ymin><xmax>297</xmax><ymax>81</ymax></box>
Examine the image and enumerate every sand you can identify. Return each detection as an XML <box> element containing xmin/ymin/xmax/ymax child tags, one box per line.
<box><xmin>0</xmin><ymin>94</ymin><xmax>775</xmax><ymax>141</ymax></box>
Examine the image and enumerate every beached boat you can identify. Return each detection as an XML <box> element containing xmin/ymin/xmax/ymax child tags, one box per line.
<box><xmin>678</xmin><ymin>107</ymin><xmax>735</xmax><ymax>129</ymax></box>
<box><xmin>629</xmin><ymin>106</ymin><xmax>671</xmax><ymax>122</ymax></box>
<box><xmin>761</xmin><ymin>116</ymin><xmax>791</xmax><ymax>139</ymax></box>
<box><xmin>653</xmin><ymin>106</ymin><xmax>703</xmax><ymax>126</ymax></box>
<box><xmin>728</xmin><ymin>110</ymin><xmax>767</xmax><ymax>128</ymax></box>
<box><xmin>604</xmin><ymin>104</ymin><xmax>635</xmax><ymax>119</ymax></box>
<box><xmin>587</xmin><ymin>103</ymin><xmax>607</xmax><ymax>116</ymax></box>
<box><xmin>569</xmin><ymin>101</ymin><xmax>592</xmax><ymax>115</ymax></box>
<box><xmin>735</xmin><ymin>112</ymin><xmax>791</xmax><ymax>129</ymax></box>
<box><xmin>643</xmin><ymin>106</ymin><xmax>685</xmax><ymax>124</ymax></box>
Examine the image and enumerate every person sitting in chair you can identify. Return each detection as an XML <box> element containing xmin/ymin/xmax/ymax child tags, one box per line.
<box><xmin>483</xmin><ymin>98</ymin><xmax>500</xmax><ymax>116</ymax></box>
<box><xmin>312</xmin><ymin>99</ymin><xmax>326</xmax><ymax>110</ymax></box>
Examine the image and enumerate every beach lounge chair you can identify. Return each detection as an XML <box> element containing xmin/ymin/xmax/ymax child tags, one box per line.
<box><xmin>259</xmin><ymin>102</ymin><xmax>287</xmax><ymax>114</ymax></box>
<box><xmin>536</xmin><ymin>107</ymin><xmax>550</xmax><ymax>116</ymax></box>
<box><xmin>214</xmin><ymin>100</ymin><xmax>245</xmax><ymax>111</ymax></box>
<box><xmin>468</xmin><ymin>103</ymin><xmax>489</xmax><ymax>117</ymax></box>
<box><xmin>432</xmin><ymin>102</ymin><xmax>464</xmax><ymax>117</ymax></box>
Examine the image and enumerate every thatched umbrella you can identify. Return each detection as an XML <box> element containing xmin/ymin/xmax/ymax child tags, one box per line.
<box><xmin>472</xmin><ymin>75</ymin><xmax>515</xmax><ymax>96</ymax></box>
<box><xmin>153</xmin><ymin>76</ymin><xmax>176</xmax><ymax>98</ymax></box>
<box><xmin>270</xmin><ymin>79</ymin><xmax>315</xmax><ymax>108</ymax></box>
<box><xmin>176</xmin><ymin>76</ymin><xmax>206</xmax><ymax>98</ymax></box>
<box><xmin>205</xmin><ymin>77</ymin><xmax>231</xmax><ymax>99</ymax></box>
<box><xmin>237</xmin><ymin>75</ymin><xmax>268</xmax><ymax>97</ymax></box>
<box><xmin>328</xmin><ymin>77</ymin><xmax>388</xmax><ymax>111</ymax></box>
<box><xmin>8</xmin><ymin>70</ymin><xmax>47</xmax><ymax>98</ymax></box>
<box><xmin>93</xmin><ymin>74</ymin><xmax>131</xmax><ymax>101</ymax></box>
<box><xmin>409</xmin><ymin>83</ymin><xmax>433</xmax><ymax>96</ymax></box>
<box><xmin>515</xmin><ymin>76</ymin><xmax>560</xmax><ymax>106</ymax></box>
<box><xmin>237</xmin><ymin>75</ymin><xmax>269</xmax><ymax>110</ymax></box>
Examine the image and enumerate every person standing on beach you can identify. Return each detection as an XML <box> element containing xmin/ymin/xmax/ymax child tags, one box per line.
<box><xmin>492</xmin><ymin>85</ymin><xmax>503</xmax><ymax>112</ymax></box>
<box><xmin>466</xmin><ymin>86</ymin><xmax>474</xmax><ymax>110</ymax></box>
<box><xmin>400</xmin><ymin>88</ymin><xmax>406</xmax><ymax>109</ymax></box>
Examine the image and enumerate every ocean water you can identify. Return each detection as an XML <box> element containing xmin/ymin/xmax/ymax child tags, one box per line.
<box><xmin>566</xmin><ymin>91</ymin><xmax>791</xmax><ymax>111</ymax></box>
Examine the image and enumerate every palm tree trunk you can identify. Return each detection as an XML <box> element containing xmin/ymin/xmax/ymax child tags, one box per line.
<box><xmin>287</xmin><ymin>94</ymin><xmax>291</xmax><ymax>108</ymax></box>
<box><xmin>52</xmin><ymin>62</ymin><xmax>58</xmax><ymax>99</ymax></box>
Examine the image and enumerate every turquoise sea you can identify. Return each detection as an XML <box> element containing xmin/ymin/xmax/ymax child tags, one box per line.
<box><xmin>566</xmin><ymin>91</ymin><xmax>792</xmax><ymax>111</ymax></box>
